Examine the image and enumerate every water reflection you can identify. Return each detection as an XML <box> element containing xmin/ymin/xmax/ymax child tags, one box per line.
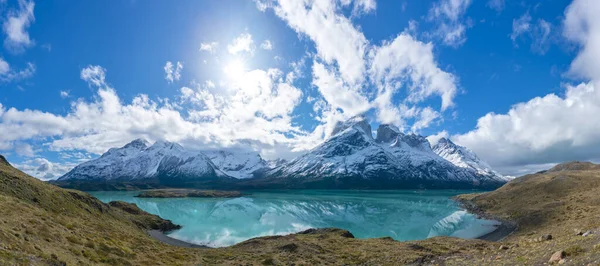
<box><xmin>90</xmin><ymin>190</ymin><xmax>498</xmax><ymax>247</ymax></box>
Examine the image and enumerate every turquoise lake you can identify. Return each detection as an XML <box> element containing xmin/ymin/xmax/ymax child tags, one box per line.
<box><xmin>89</xmin><ymin>190</ymin><xmax>500</xmax><ymax>247</ymax></box>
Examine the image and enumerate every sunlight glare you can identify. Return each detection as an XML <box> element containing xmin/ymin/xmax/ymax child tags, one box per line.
<box><xmin>224</xmin><ymin>59</ymin><xmax>246</xmax><ymax>80</ymax></box>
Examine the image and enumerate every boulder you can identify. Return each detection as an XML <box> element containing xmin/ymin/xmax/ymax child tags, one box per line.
<box><xmin>549</xmin><ymin>250</ymin><xmax>565</xmax><ymax>264</ymax></box>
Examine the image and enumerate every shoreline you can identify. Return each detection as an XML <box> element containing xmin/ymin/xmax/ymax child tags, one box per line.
<box><xmin>146</xmin><ymin>230</ymin><xmax>208</xmax><ymax>248</ymax></box>
<box><xmin>456</xmin><ymin>195</ymin><xmax>518</xmax><ymax>242</ymax></box>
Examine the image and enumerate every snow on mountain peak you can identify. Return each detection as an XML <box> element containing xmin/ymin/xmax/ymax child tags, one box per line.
<box><xmin>432</xmin><ymin>137</ymin><xmax>509</xmax><ymax>181</ymax></box>
<box><xmin>330</xmin><ymin>115</ymin><xmax>372</xmax><ymax>139</ymax></box>
<box><xmin>123</xmin><ymin>138</ymin><xmax>150</xmax><ymax>150</ymax></box>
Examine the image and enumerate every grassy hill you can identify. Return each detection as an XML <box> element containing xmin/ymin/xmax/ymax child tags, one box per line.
<box><xmin>3</xmin><ymin>154</ymin><xmax>600</xmax><ymax>265</ymax></box>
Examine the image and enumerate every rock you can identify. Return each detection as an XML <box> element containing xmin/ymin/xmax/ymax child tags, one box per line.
<box><xmin>538</xmin><ymin>234</ymin><xmax>553</xmax><ymax>242</ymax></box>
<box><xmin>559</xmin><ymin>259</ymin><xmax>566</xmax><ymax>264</ymax></box>
<box><xmin>575</xmin><ymin>229</ymin><xmax>584</xmax><ymax>235</ymax></box>
<box><xmin>582</xmin><ymin>230</ymin><xmax>593</xmax><ymax>237</ymax></box>
<box><xmin>549</xmin><ymin>250</ymin><xmax>565</xmax><ymax>264</ymax></box>
<box><xmin>499</xmin><ymin>245</ymin><xmax>509</xmax><ymax>250</ymax></box>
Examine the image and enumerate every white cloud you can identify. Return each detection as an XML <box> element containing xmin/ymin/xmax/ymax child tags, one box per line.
<box><xmin>199</xmin><ymin>41</ymin><xmax>219</xmax><ymax>53</ymax></box>
<box><xmin>259</xmin><ymin>0</ymin><xmax>458</xmax><ymax>135</ymax></box>
<box><xmin>80</xmin><ymin>65</ymin><xmax>107</xmax><ymax>87</ymax></box>
<box><xmin>511</xmin><ymin>13</ymin><xmax>552</xmax><ymax>54</ymax></box>
<box><xmin>0</xmin><ymin>64</ymin><xmax>307</xmax><ymax>160</ymax></box>
<box><xmin>3</xmin><ymin>0</ymin><xmax>35</xmax><ymax>53</ymax></box>
<box><xmin>260</xmin><ymin>40</ymin><xmax>273</xmax><ymax>50</ymax></box>
<box><xmin>0</xmin><ymin>61</ymin><xmax>35</xmax><ymax>83</ymax></box>
<box><xmin>455</xmin><ymin>81</ymin><xmax>600</xmax><ymax>175</ymax></box>
<box><xmin>531</xmin><ymin>19</ymin><xmax>551</xmax><ymax>54</ymax></box>
<box><xmin>0</xmin><ymin>58</ymin><xmax>9</xmax><ymax>75</ymax></box>
<box><xmin>228</xmin><ymin>33</ymin><xmax>254</xmax><ymax>55</ymax></box>
<box><xmin>441</xmin><ymin>0</ymin><xmax>600</xmax><ymax>176</ymax></box>
<box><xmin>510</xmin><ymin>12</ymin><xmax>531</xmax><ymax>42</ymax></box>
<box><xmin>340</xmin><ymin>0</ymin><xmax>376</xmax><ymax>16</ymax></box>
<box><xmin>13</xmin><ymin>158</ymin><xmax>76</xmax><ymax>180</ymax></box>
<box><xmin>164</xmin><ymin>61</ymin><xmax>183</xmax><ymax>83</ymax></box>
<box><xmin>411</xmin><ymin>107</ymin><xmax>440</xmax><ymax>132</ymax></box>
<box><xmin>487</xmin><ymin>0</ymin><xmax>505</xmax><ymax>12</ymax></box>
<box><xmin>271</xmin><ymin>0</ymin><xmax>368</xmax><ymax>86</ymax></box>
<box><xmin>369</xmin><ymin>33</ymin><xmax>458</xmax><ymax>111</ymax></box>
<box><xmin>60</xmin><ymin>90</ymin><xmax>70</xmax><ymax>98</ymax></box>
<box><xmin>311</xmin><ymin>61</ymin><xmax>370</xmax><ymax>117</ymax></box>
<box><xmin>564</xmin><ymin>0</ymin><xmax>600</xmax><ymax>81</ymax></box>
<box><xmin>428</xmin><ymin>0</ymin><xmax>472</xmax><ymax>47</ymax></box>
<box><xmin>15</xmin><ymin>143</ymin><xmax>34</xmax><ymax>157</ymax></box>
<box><xmin>426</xmin><ymin>130</ymin><xmax>449</xmax><ymax>146</ymax></box>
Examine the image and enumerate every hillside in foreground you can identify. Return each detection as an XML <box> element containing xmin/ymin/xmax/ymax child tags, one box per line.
<box><xmin>3</xmin><ymin>154</ymin><xmax>600</xmax><ymax>265</ymax></box>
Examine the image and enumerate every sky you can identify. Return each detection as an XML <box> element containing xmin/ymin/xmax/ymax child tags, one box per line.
<box><xmin>0</xmin><ymin>0</ymin><xmax>598</xmax><ymax>180</ymax></box>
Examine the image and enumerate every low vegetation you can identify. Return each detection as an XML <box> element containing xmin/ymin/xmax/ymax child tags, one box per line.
<box><xmin>3</xmin><ymin>155</ymin><xmax>600</xmax><ymax>265</ymax></box>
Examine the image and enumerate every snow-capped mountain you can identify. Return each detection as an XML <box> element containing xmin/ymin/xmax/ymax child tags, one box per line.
<box><xmin>432</xmin><ymin>138</ymin><xmax>510</xmax><ymax>181</ymax></box>
<box><xmin>203</xmin><ymin>150</ymin><xmax>268</xmax><ymax>179</ymax></box>
<box><xmin>58</xmin><ymin>117</ymin><xmax>506</xmax><ymax>190</ymax></box>
<box><xmin>261</xmin><ymin>116</ymin><xmax>507</xmax><ymax>189</ymax></box>
<box><xmin>58</xmin><ymin>139</ymin><xmax>231</xmax><ymax>183</ymax></box>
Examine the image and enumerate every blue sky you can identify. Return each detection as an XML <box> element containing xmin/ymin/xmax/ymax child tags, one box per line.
<box><xmin>1</xmin><ymin>0</ymin><xmax>599</xmax><ymax>179</ymax></box>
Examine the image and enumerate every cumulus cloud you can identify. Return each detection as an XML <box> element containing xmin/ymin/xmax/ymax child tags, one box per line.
<box><xmin>260</xmin><ymin>0</ymin><xmax>459</xmax><ymax>135</ymax></box>
<box><xmin>60</xmin><ymin>90</ymin><xmax>70</xmax><ymax>98</ymax></box>
<box><xmin>445</xmin><ymin>0</ymin><xmax>600</xmax><ymax>176</ymax></box>
<box><xmin>564</xmin><ymin>0</ymin><xmax>600</xmax><ymax>81</ymax></box>
<box><xmin>13</xmin><ymin>158</ymin><xmax>76</xmax><ymax>180</ymax></box>
<box><xmin>228</xmin><ymin>33</ymin><xmax>254</xmax><ymax>55</ymax></box>
<box><xmin>164</xmin><ymin>61</ymin><xmax>183</xmax><ymax>83</ymax></box>
<box><xmin>271</xmin><ymin>0</ymin><xmax>368</xmax><ymax>86</ymax></box>
<box><xmin>427</xmin><ymin>0</ymin><xmax>472</xmax><ymax>47</ymax></box>
<box><xmin>199</xmin><ymin>41</ymin><xmax>219</xmax><ymax>53</ymax></box>
<box><xmin>3</xmin><ymin>0</ymin><xmax>35</xmax><ymax>53</ymax></box>
<box><xmin>0</xmin><ymin>64</ymin><xmax>307</xmax><ymax>160</ymax></box>
<box><xmin>455</xmin><ymin>82</ymin><xmax>600</xmax><ymax>175</ymax></box>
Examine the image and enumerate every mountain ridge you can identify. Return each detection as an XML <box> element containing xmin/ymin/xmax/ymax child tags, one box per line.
<box><xmin>56</xmin><ymin>117</ymin><xmax>507</xmax><ymax>190</ymax></box>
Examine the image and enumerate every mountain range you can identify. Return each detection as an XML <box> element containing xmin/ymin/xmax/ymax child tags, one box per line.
<box><xmin>56</xmin><ymin>116</ymin><xmax>509</xmax><ymax>190</ymax></box>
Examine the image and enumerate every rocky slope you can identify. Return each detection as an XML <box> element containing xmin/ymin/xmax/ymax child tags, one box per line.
<box><xmin>258</xmin><ymin>117</ymin><xmax>507</xmax><ymax>189</ymax></box>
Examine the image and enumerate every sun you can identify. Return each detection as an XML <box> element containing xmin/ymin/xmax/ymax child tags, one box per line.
<box><xmin>224</xmin><ymin>59</ymin><xmax>246</xmax><ymax>80</ymax></box>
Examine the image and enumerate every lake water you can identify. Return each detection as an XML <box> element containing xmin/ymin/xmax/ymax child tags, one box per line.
<box><xmin>89</xmin><ymin>190</ymin><xmax>500</xmax><ymax>247</ymax></box>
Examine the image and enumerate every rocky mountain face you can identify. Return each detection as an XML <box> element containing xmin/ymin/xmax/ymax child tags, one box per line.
<box><xmin>432</xmin><ymin>138</ymin><xmax>509</xmax><ymax>182</ymax></box>
<box><xmin>259</xmin><ymin>117</ymin><xmax>507</xmax><ymax>189</ymax></box>
<box><xmin>202</xmin><ymin>150</ymin><xmax>268</xmax><ymax>179</ymax></box>
<box><xmin>58</xmin><ymin>140</ymin><xmax>248</xmax><ymax>188</ymax></box>
<box><xmin>58</xmin><ymin>117</ymin><xmax>506</xmax><ymax>189</ymax></box>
